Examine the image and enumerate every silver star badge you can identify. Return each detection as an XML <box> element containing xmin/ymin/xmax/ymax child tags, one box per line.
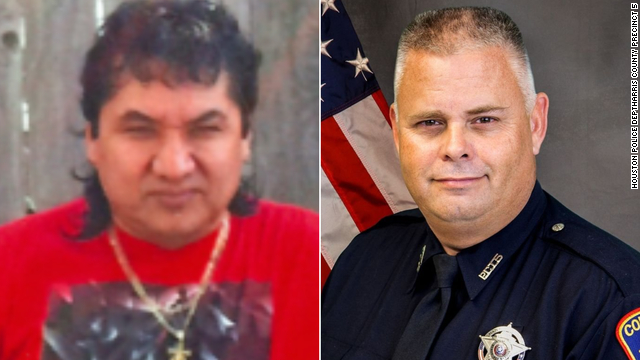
<box><xmin>478</xmin><ymin>323</ymin><xmax>531</xmax><ymax>360</ymax></box>
<box><xmin>346</xmin><ymin>49</ymin><xmax>373</xmax><ymax>80</ymax></box>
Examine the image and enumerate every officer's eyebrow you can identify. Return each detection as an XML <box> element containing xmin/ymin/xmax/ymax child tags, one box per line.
<box><xmin>465</xmin><ymin>105</ymin><xmax>509</xmax><ymax>115</ymax></box>
<box><xmin>405</xmin><ymin>106</ymin><xmax>509</xmax><ymax>121</ymax></box>
<box><xmin>406</xmin><ymin>109</ymin><xmax>447</xmax><ymax>121</ymax></box>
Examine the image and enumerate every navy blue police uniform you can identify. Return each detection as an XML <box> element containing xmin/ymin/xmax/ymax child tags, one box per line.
<box><xmin>321</xmin><ymin>182</ymin><xmax>640</xmax><ymax>360</ymax></box>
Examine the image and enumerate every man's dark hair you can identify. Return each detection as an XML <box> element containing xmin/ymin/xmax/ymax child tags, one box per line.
<box><xmin>76</xmin><ymin>0</ymin><xmax>260</xmax><ymax>239</ymax></box>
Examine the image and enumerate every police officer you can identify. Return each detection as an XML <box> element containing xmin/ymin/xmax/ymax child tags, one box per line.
<box><xmin>321</xmin><ymin>7</ymin><xmax>640</xmax><ymax>360</ymax></box>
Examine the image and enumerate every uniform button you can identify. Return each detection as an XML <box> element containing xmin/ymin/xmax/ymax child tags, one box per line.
<box><xmin>551</xmin><ymin>223</ymin><xmax>565</xmax><ymax>232</ymax></box>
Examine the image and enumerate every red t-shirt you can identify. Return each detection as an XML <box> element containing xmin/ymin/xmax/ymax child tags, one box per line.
<box><xmin>0</xmin><ymin>199</ymin><xmax>319</xmax><ymax>360</ymax></box>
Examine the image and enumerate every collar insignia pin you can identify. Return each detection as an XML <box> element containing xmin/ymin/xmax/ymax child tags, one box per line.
<box><xmin>479</xmin><ymin>253</ymin><xmax>503</xmax><ymax>280</ymax></box>
<box><xmin>478</xmin><ymin>322</ymin><xmax>531</xmax><ymax>360</ymax></box>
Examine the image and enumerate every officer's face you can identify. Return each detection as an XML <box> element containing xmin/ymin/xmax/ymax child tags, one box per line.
<box><xmin>391</xmin><ymin>46</ymin><xmax>547</xmax><ymax>234</ymax></box>
<box><xmin>86</xmin><ymin>73</ymin><xmax>250</xmax><ymax>247</ymax></box>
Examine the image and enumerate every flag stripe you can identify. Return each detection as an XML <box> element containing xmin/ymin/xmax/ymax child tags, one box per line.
<box><xmin>333</xmin><ymin>94</ymin><xmax>415</xmax><ymax>215</ymax></box>
<box><xmin>320</xmin><ymin>0</ymin><xmax>416</xmax><ymax>282</ymax></box>
<box><xmin>320</xmin><ymin>169</ymin><xmax>360</xmax><ymax>267</ymax></box>
<box><xmin>321</xmin><ymin>254</ymin><xmax>332</xmax><ymax>287</ymax></box>
<box><xmin>371</xmin><ymin>89</ymin><xmax>392</xmax><ymax>126</ymax></box>
<box><xmin>321</xmin><ymin>116</ymin><xmax>394</xmax><ymax>232</ymax></box>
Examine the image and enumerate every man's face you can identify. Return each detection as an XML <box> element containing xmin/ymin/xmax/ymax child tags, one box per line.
<box><xmin>391</xmin><ymin>47</ymin><xmax>546</xmax><ymax>229</ymax></box>
<box><xmin>86</xmin><ymin>73</ymin><xmax>250</xmax><ymax>247</ymax></box>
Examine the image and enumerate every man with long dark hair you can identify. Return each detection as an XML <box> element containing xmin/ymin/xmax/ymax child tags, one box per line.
<box><xmin>0</xmin><ymin>1</ymin><xmax>318</xmax><ymax>359</ymax></box>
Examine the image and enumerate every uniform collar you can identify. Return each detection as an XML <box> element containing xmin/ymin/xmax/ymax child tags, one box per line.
<box><xmin>413</xmin><ymin>181</ymin><xmax>547</xmax><ymax>300</ymax></box>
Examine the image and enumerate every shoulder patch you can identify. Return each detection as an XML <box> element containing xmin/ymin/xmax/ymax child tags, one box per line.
<box><xmin>617</xmin><ymin>308</ymin><xmax>640</xmax><ymax>360</ymax></box>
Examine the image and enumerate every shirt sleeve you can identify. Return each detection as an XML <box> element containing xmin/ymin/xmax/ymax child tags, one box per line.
<box><xmin>575</xmin><ymin>294</ymin><xmax>640</xmax><ymax>360</ymax></box>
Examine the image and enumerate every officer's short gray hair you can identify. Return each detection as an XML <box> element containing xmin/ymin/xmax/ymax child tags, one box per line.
<box><xmin>394</xmin><ymin>7</ymin><xmax>536</xmax><ymax>115</ymax></box>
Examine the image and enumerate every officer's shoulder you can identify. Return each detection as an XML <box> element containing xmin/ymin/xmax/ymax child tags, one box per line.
<box><xmin>357</xmin><ymin>208</ymin><xmax>425</xmax><ymax>240</ymax></box>
<box><xmin>541</xmin><ymin>192</ymin><xmax>640</xmax><ymax>296</ymax></box>
<box><xmin>337</xmin><ymin>208</ymin><xmax>426</xmax><ymax>261</ymax></box>
<box><xmin>376</xmin><ymin>207</ymin><xmax>425</xmax><ymax>224</ymax></box>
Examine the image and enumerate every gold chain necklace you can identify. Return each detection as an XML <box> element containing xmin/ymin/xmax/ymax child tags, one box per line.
<box><xmin>108</xmin><ymin>214</ymin><xmax>230</xmax><ymax>360</ymax></box>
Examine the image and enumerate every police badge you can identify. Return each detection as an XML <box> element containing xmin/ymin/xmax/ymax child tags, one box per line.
<box><xmin>478</xmin><ymin>323</ymin><xmax>531</xmax><ymax>360</ymax></box>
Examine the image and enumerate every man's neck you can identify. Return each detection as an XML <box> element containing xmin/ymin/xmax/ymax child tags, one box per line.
<box><xmin>428</xmin><ymin>222</ymin><xmax>503</xmax><ymax>256</ymax></box>
<box><xmin>424</xmin><ymin>185</ymin><xmax>535</xmax><ymax>256</ymax></box>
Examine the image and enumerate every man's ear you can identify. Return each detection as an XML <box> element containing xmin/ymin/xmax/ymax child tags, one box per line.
<box><xmin>390</xmin><ymin>103</ymin><xmax>400</xmax><ymax>154</ymax></box>
<box><xmin>530</xmin><ymin>93</ymin><xmax>549</xmax><ymax>155</ymax></box>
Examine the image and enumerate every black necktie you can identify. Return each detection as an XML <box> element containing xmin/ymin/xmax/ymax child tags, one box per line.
<box><xmin>392</xmin><ymin>253</ymin><xmax>459</xmax><ymax>360</ymax></box>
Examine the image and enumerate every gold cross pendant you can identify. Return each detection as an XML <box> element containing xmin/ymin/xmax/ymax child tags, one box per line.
<box><xmin>168</xmin><ymin>340</ymin><xmax>192</xmax><ymax>360</ymax></box>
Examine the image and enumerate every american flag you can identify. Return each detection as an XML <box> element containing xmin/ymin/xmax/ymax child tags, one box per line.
<box><xmin>320</xmin><ymin>0</ymin><xmax>415</xmax><ymax>285</ymax></box>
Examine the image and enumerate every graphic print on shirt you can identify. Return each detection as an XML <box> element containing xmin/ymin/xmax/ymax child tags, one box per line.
<box><xmin>41</xmin><ymin>281</ymin><xmax>271</xmax><ymax>360</ymax></box>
